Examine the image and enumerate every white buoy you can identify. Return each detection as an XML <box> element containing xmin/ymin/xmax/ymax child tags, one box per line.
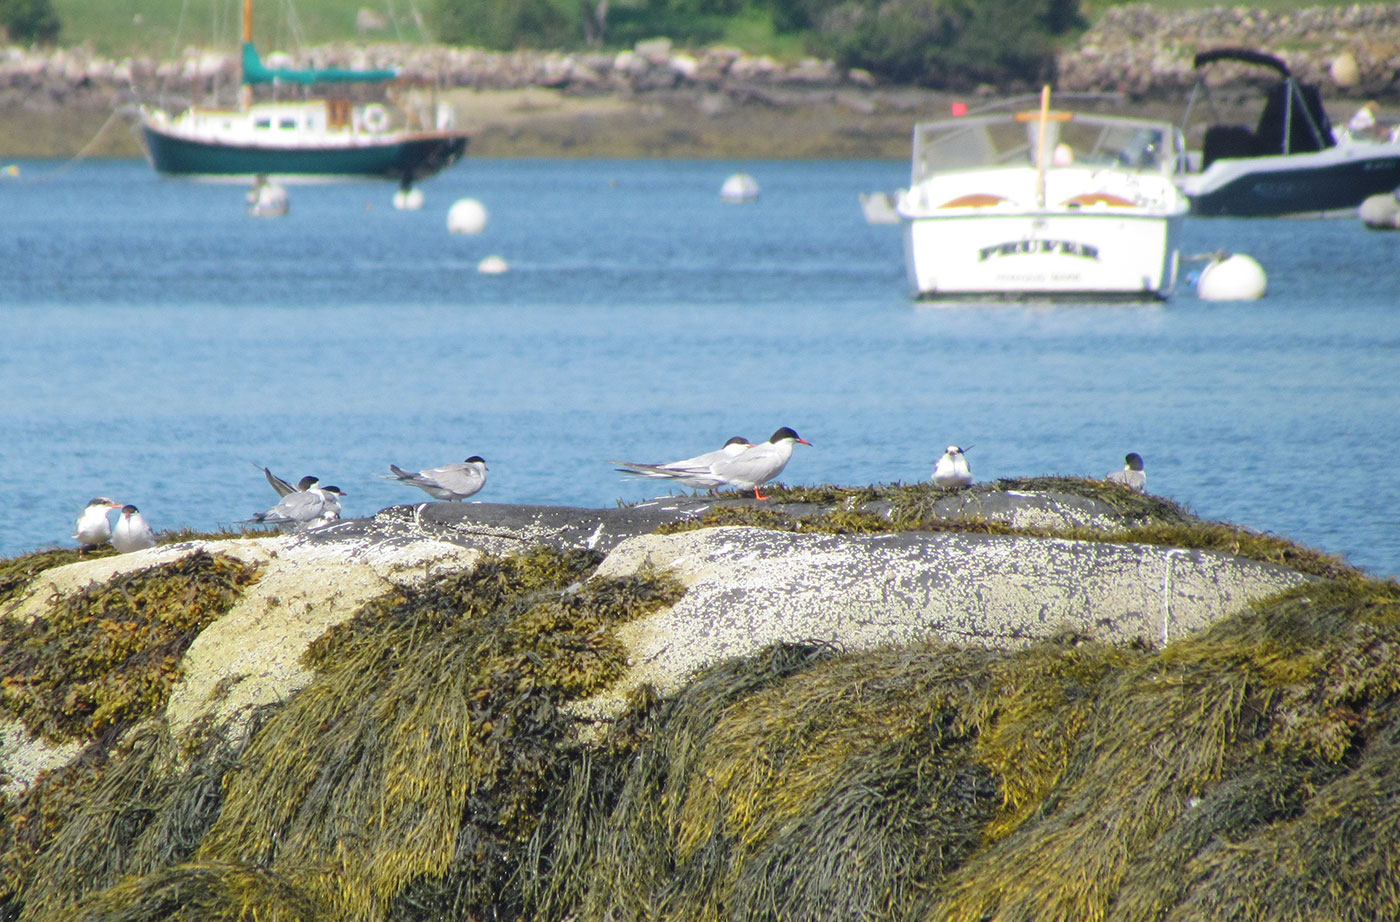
<box><xmin>1358</xmin><ymin>192</ymin><xmax>1400</xmax><ymax>229</ymax></box>
<box><xmin>859</xmin><ymin>191</ymin><xmax>901</xmax><ymax>225</ymax></box>
<box><xmin>393</xmin><ymin>186</ymin><xmax>425</xmax><ymax>211</ymax></box>
<box><xmin>477</xmin><ymin>255</ymin><xmax>509</xmax><ymax>274</ymax></box>
<box><xmin>447</xmin><ymin>198</ymin><xmax>489</xmax><ymax>234</ymax></box>
<box><xmin>246</xmin><ymin>177</ymin><xmax>288</xmax><ymax>218</ymax></box>
<box><xmin>720</xmin><ymin>172</ymin><xmax>760</xmax><ymax>203</ymax></box>
<box><xmin>1196</xmin><ymin>252</ymin><xmax>1267</xmax><ymax>301</ymax></box>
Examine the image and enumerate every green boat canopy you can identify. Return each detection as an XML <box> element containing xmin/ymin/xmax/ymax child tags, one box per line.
<box><xmin>241</xmin><ymin>42</ymin><xmax>397</xmax><ymax>85</ymax></box>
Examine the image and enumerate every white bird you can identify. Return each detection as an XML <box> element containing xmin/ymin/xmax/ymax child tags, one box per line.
<box><xmin>1106</xmin><ymin>452</ymin><xmax>1147</xmax><ymax>493</ymax></box>
<box><xmin>251</xmin><ymin>484</ymin><xmax>346</xmax><ymax>530</ymax></box>
<box><xmin>112</xmin><ymin>505</ymin><xmax>157</xmax><ymax>553</ymax></box>
<box><xmin>933</xmin><ymin>445</ymin><xmax>973</xmax><ymax>488</ymax></box>
<box><xmin>308</xmin><ymin>485</ymin><xmax>345</xmax><ymax>527</ymax></box>
<box><xmin>74</xmin><ymin>497</ymin><xmax>122</xmax><ymax>550</ymax></box>
<box><xmin>610</xmin><ymin>436</ymin><xmax>753</xmax><ymax>492</ymax></box>
<box><xmin>700</xmin><ymin>426</ymin><xmax>810</xmax><ymax>500</ymax></box>
<box><xmin>383</xmin><ymin>456</ymin><xmax>488</xmax><ymax>501</ymax></box>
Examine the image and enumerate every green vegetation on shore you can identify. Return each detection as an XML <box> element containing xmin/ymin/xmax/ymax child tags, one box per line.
<box><xmin>41</xmin><ymin>0</ymin><xmax>1375</xmax><ymax>84</ymax></box>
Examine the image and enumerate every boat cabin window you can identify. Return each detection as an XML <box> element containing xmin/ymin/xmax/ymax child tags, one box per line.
<box><xmin>280</xmin><ymin>118</ymin><xmax>297</xmax><ymax>130</ymax></box>
<box><xmin>255</xmin><ymin>118</ymin><xmax>272</xmax><ymax>130</ymax></box>
<box><xmin>911</xmin><ymin>114</ymin><xmax>1181</xmax><ymax>181</ymax></box>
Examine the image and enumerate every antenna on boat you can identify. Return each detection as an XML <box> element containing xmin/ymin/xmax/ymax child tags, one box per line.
<box><xmin>1035</xmin><ymin>85</ymin><xmax>1051</xmax><ymax>208</ymax></box>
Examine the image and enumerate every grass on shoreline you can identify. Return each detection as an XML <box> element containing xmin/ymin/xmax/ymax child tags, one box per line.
<box><xmin>51</xmin><ymin>0</ymin><xmax>1377</xmax><ymax>59</ymax></box>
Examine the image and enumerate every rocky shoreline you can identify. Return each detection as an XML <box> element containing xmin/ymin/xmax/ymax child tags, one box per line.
<box><xmin>3</xmin><ymin>485</ymin><xmax>1395</xmax><ymax>921</ymax></box>
<box><xmin>3</xmin><ymin>4</ymin><xmax>1398</xmax><ymax>159</ymax></box>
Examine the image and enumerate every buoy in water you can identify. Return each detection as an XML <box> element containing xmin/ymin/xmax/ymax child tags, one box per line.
<box><xmin>394</xmin><ymin>186</ymin><xmax>425</xmax><ymax>211</ymax></box>
<box><xmin>477</xmin><ymin>255</ymin><xmax>509</xmax><ymax>274</ymax></box>
<box><xmin>1358</xmin><ymin>192</ymin><xmax>1400</xmax><ymax>229</ymax></box>
<box><xmin>447</xmin><ymin>198</ymin><xmax>489</xmax><ymax>234</ymax></box>
<box><xmin>246</xmin><ymin>177</ymin><xmax>288</xmax><ymax>218</ymax></box>
<box><xmin>1196</xmin><ymin>252</ymin><xmax>1267</xmax><ymax>301</ymax></box>
<box><xmin>720</xmin><ymin>172</ymin><xmax>759</xmax><ymax>203</ymax></box>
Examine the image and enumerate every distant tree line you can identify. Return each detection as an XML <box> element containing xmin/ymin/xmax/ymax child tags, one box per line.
<box><xmin>0</xmin><ymin>0</ymin><xmax>1079</xmax><ymax>87</ymax></box>
<box><xmin>0</xmin><ymin>0</ymin><xmax>60</xmax><ymax>44</ymax></box>
<box><xmin>431</xmin><ymin>0</ymin><xmax>1084</xmax><ymax>87</ymax></box>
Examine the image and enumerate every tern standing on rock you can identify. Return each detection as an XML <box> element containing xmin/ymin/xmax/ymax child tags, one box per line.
<box><xmin>74</xmin><ymin>497</ymin><xmax>122</xmax><ymax>551</ymax></box>
<box><xmin>933</xmin><ymin>446</ymin><xmax>974</xmax><ymax>488</ymax></box>
<box><xmin>702</xmin><ymin>426</ymin><xmax>810</xmax><ymax>500</ymax></box>
<box><xmin>611</xmin><ymin>436</ymin><xmax>753</xmax><ymax>492</ymax></box>
<box><xmin>1107</xmin><ymin>452</ymin><xmax>1147</xmax><ymax>492</ymax></box>
<box><xmin>251</xmin><ymin>484</ymin><xmax>345</xmax><ymax>530</ymax></box>
<box><xmin>384</xmin><ymin>456</ymin><xmax>488</xmax><ymax>501</ymax></box>
<box><xmin>112</xmin><ymin>505</ymin><xmax>157</xmax><ymax>553</ymax></box>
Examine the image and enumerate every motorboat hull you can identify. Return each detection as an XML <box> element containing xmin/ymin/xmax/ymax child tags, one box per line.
<box><xmin>903</xmin><ymin>209</ymin><xmax>1182</xmax><ymax>300</ymax></box>
<box><xmin>1181</xmin><ymin>143</ymin><xmax>1400</xmax><ymax>216</ymax></box>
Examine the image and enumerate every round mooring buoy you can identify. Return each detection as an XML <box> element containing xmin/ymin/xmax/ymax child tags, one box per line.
<box><xmin>246</xmin><ymin>179</ymin><xmax>288</xmax><ymax>218</ymax></box>
<box><xmin>394</xmin><ymin>187</ymin><xmax>425</xmax><ymax>211</ymax></box>
<box><xmin>1358</xmin><ymin>192</ymin><xmax>1400</xmax><ymax>230</ymax></box>
<box><xmin>720</xmin><ymin>172</ymin><xmax>760</xmax><ymax>203</ymax></box>
<box><xmin>447</xmin><ymin>198</ymin><xmax>489</xmax><ymax>234</ymax></box>
<box><xmin>477</xmin><ymin>255</ymin><xmax>509</xmax><ymax>275</ymax></box>
<box><xmin>1197</xmin><ymin>253</ymin><xmax>1267</xmax><ymax>301</ymax></box>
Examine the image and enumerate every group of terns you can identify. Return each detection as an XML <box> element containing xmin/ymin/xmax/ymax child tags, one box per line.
<box><xmin>73</xmin><ymin>499</ymin><xmax>156</xmax><ymax>554</ymax></box>
<box><xmin>71</xmin><ymin>428</ymin><xmax>1146</xmax><ymax>553</ymax></box>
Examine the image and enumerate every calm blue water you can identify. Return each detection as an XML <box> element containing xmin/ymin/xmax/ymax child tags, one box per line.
<box><xmin>1</xmin><ymin>158</ymin><xmax>1397</xmax><ymax>577</ymax></box>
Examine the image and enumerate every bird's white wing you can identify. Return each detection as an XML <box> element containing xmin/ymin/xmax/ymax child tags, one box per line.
<box><xmin>711</xmin><ymin>442</ymin><xmax>790</xmax><ymax>488</ymax></box>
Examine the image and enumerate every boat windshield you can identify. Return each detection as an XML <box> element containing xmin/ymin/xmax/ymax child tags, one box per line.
<box><xmin>911</xmin><ymin>114</ymin><xmax>1182</xmax><ymax>183</ymax></box>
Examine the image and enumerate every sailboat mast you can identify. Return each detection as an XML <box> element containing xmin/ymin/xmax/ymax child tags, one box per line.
<box><xmin>240</xmin><ymin>0</ymin><xmax>253</xmax><ymax>111</ymax></box>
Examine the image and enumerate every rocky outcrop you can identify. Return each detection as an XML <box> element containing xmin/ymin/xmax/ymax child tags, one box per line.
<box><xmin>1</xmin><ymin>489</ymin><xmax>1320</xmax><ymax>794</ymax></box>
<box><xmin>582</xmin><ymin>526</ymin><xmax>1307</xmax><ymax>716</ymax></box>
<box><xmin>1061</xmin><ymin>4</ymin><xmax>1400</xmax><ymax>96</ymax></box>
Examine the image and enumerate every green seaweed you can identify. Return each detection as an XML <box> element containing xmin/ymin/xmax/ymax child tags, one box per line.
<box><xmin>0</xmin><ymin>551</ymin><xmax>261</xmax><ymax>743</ymax></box>
<box><xmin>190</xmin><ymin>547</ymin><xmax>682</xmax><ymax>922</ymax></box>
<box><xmin>6</xmin><ymin>537</ymin><xmax>1400</xmax><ymax>922</ymax></box>
<box><xmin>0</xmin><ymin>547</ymin><xmax>116</xmax><ymax>609</ymax></box>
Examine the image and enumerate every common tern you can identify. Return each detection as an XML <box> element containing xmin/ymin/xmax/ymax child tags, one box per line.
<box><xmin>112</xmin><ymin>505</ymin><xmax>157</xmax><ymax>553</ymax></box>
<box><xmin>700</xmin><ymin>426</ymin><xmax>810</xmax><ymax>500</ymax></box>
<box><xmin>383</xmin><ymin>456</ymin><xmax>488</xmax><ymax>501</ymax></box>
<box><xmin>74</xmin><ymin>497</ymin><xmax>122</xmax><ymax>550</ymax></box>
<box><xmin>251</xmin><ymin>484</ymin><xmax>346</xmax><ymax>530</ymax></box>
<box><xmin>610</xmin><ymin>436</ymin><xmax>753</xmax><ymax>492</ymax></box>
<box><xmin>932</xmin><ymin>445</ymin><xmax>973</xmax><ymax>488</ymax></box>
<box><xmin>1106</xmin><ymin>452</ymin><xmax>1147</xmax><ymax>493</ymax></box>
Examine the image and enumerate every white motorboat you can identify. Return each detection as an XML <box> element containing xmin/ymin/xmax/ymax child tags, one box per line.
<box><xmin>895</xmin><ymin>88</ymin><xmax>1189</xmax><ymax>300</ymax></box>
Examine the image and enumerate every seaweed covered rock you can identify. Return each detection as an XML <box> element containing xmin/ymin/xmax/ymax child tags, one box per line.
<box><xmin>1</xmin><ymin>533</ymin><xmax>483</xmax><ymax>794</ymax></box>
<box><xmin>580</xmin><ymin>525</ymin><xmax>1313</xmax><ymax>714</ymax></box>
<box><xmin>0</xmin><ymin>487</ymin><xmax>1385</xmax><ymax>922</ymax></box>
<box><xmin>533</xmin><ymin>578</ymin><xmax>1400</xmax><ymax>922</ymax></box>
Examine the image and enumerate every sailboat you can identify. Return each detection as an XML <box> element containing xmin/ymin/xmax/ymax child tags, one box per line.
<box><xmin>137</xmin><ymin>0</ymin><xmax>468</xmax><ymax>187</ymax></box>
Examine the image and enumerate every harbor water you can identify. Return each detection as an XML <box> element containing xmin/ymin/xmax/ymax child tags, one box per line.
<box><xmin>1</xmin><ymin>158</ymin><xmax>1396</xmax><ymax>576</ymax></box>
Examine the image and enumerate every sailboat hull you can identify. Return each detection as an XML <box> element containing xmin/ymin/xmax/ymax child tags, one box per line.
<box><xmin>140</xmin><ymin>120</ymin><xmax>468</xmax><ymax>183</ymax></box>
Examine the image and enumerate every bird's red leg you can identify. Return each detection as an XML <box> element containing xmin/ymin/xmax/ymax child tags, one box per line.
<box><xmin>754</xmin><ymin>487</ymin><xmax>768</xmax><ymax>500</ymax></box>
